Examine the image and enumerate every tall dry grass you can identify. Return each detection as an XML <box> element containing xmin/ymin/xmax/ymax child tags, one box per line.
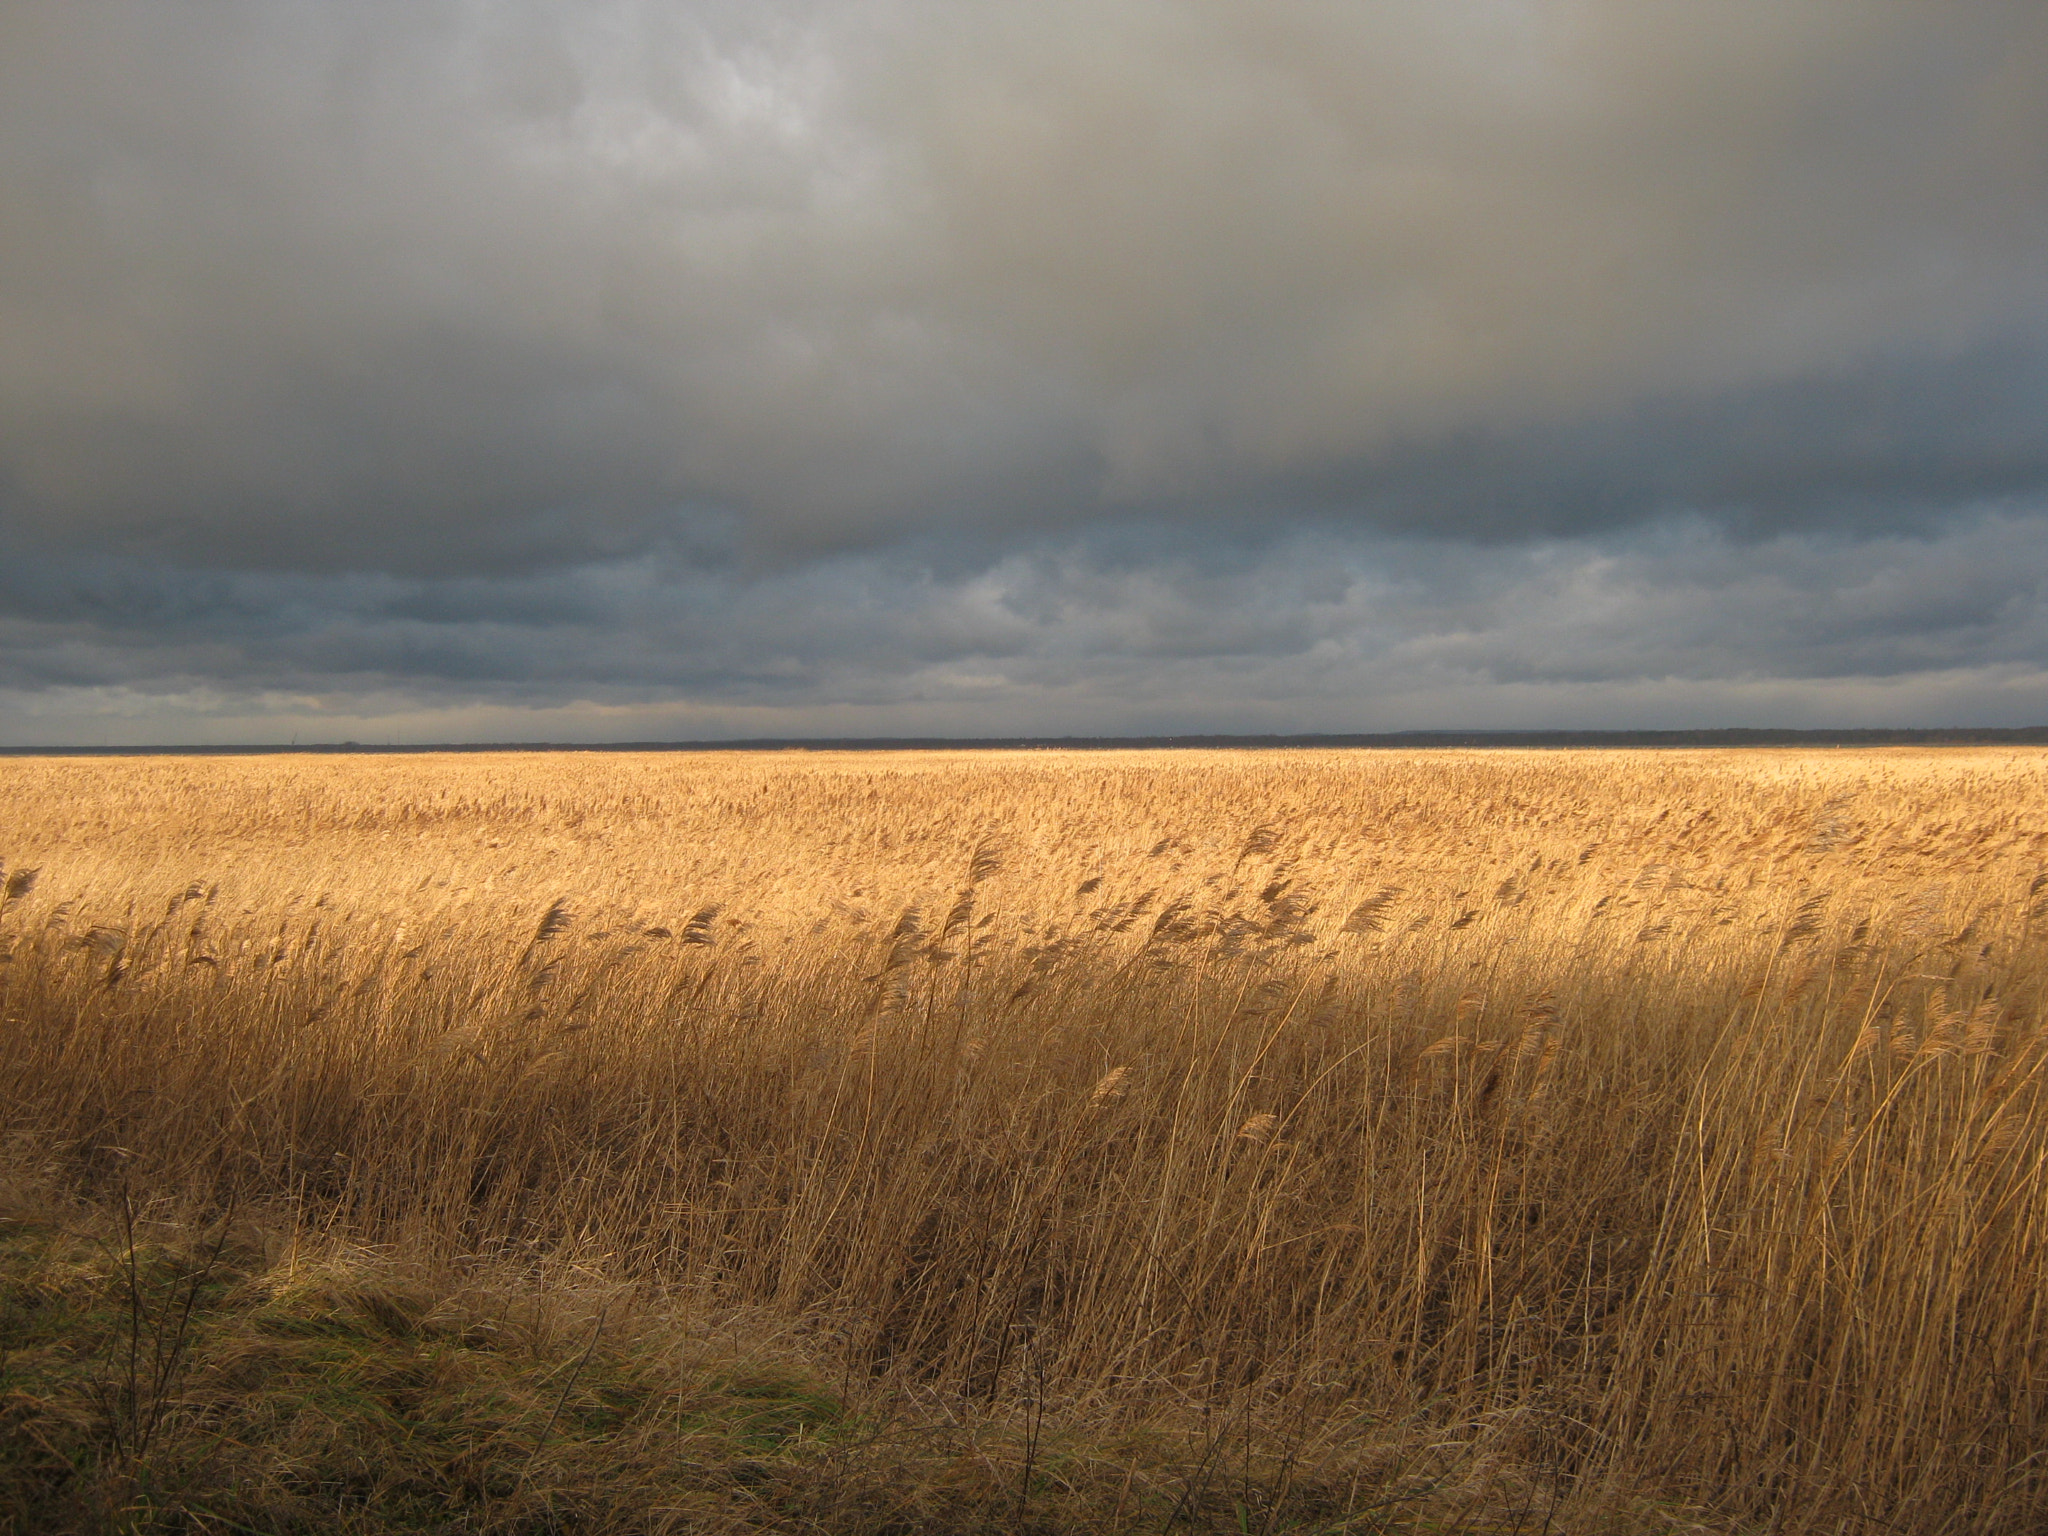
<box><xmin>4</xmin><ymin>748</ymin><xmax>2047</xmax><ymax>1530</ymax></box>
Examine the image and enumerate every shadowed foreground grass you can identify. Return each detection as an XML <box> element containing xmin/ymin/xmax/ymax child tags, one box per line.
<box><xmin>0</xmin><ymin>1202</ymin><xmax>1542</xmax><ymax>1535</ymax></box>
<box><xmin>4</xmin><ymin>749</ymin><xmax>2047</xmax><ymax>1532</ymax></box>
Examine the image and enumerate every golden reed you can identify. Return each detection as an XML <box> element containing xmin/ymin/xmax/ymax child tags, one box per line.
<box><xmin>3</xmin><ymin>748</ymin><xmax>2045</xmax><ymax>1529</ymax></box>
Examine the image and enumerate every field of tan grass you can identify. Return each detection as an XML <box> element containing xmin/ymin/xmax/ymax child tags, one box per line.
<box><xmin>3</xmin><ymin>747</ymin><xmax>2046</xmax><ymax>1534</ymax></box>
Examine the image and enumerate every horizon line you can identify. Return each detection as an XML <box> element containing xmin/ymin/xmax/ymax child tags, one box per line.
<box><xmin>7</xmin><ymin>726</ymin><xmax>2048</xmax><ymax>757</ymax></box>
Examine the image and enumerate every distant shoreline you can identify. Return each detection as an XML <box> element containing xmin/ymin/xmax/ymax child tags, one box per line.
<box><xmin>7</xmin><ymin>726</ymin><xmax>2048</xmax><ymax>756</ymax></box>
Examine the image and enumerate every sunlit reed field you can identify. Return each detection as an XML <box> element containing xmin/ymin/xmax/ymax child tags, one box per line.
<box><xmin>4</xmin><ymin>748</ymin><xmax>2047</xmax><ymax>1533</ymax></box>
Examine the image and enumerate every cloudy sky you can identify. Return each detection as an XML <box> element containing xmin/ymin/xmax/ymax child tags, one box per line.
<box><xmin>4</xmin><ymin>0</ymin><xmax>2047</xmax><ymax>744</ymax></box>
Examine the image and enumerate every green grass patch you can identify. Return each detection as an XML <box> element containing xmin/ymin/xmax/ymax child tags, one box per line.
<box><xmin>0</xmin><ymin>1209</ymin><xmax>1625</xmax><ymax>1534</ymax></box>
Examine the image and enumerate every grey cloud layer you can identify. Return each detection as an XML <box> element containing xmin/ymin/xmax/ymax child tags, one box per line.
<box><xmin>3</xmin><ymin>1</ymin><xmax>2046</xmax><ymax>735</ymax></box>
<box><xmin>6</xmin><ymin>0</ymin><xmax>2047</xmax><ymax>569</ymax></box>
<box><xmin>6</xmin><ymin>509</ymin><xmax>2046</xmax><ymax>740</ymax></box>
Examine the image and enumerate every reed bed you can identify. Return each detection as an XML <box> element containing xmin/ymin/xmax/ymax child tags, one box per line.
<box><xmin>3</xmin><ymin>748</ymin><xmax>2047</xmax><ymax>1532</ymax></box>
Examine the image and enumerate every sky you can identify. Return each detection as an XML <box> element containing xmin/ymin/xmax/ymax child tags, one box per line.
<box><xmin>3</xmin><ymin>0</ymin><xmax>2047</xmax><ymax>745</ymax></box>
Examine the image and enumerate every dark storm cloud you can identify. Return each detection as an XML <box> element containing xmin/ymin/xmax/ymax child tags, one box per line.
<box><xmin>1269</xmin><ymin>345</ymin><xmax>2048</xmax><ymax>543</ymax></box>
<box><xmin>2</xmin><ymin>1</ymin><xmax>2046</xmax><ymax>737</ymax></box>
<box><xmin>6</xmin><ymin>508</ymin><xmax>2048</xmax><ymax>741</ymax></box>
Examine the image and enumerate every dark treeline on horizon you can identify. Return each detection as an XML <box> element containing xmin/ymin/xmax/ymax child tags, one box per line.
<box><xmin>9</xmin><ymin>727</ymin><xmax>2048</xmax><ymax>757</ymax></box>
